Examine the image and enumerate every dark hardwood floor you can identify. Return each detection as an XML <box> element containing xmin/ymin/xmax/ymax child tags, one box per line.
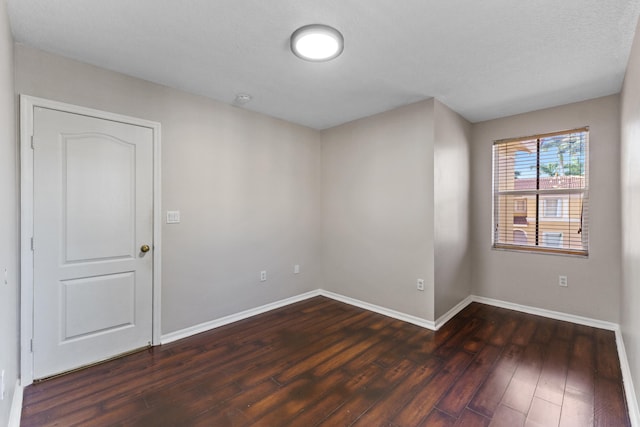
<box><xmin>21</xmin><ymin>296</ymin><xmax>630</xmax><ymax>426</ymax></box>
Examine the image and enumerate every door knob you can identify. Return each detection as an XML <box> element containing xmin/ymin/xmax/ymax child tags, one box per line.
<box><xmin>140</xmin><ymin>244</ymin><xmax>150</xmax><ymax>253</ymax></box>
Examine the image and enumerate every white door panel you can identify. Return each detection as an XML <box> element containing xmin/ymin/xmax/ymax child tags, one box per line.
<box><xmin>33</xmin><ymin>107</ymin><xmax>154</xmax><ymax>379</ymax></box>
<box><xmin>62</xmin><ymin>272</ymin><xmax>135</xmax><ymax>340</ymax></box>
<box><xmin>64</xmin><ymin>134</ymin><xmax>136</xmax><ymax>262</ymax></box>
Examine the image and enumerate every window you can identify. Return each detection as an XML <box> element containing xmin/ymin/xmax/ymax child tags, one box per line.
<box><xmin>513</xmin><ymin>230</ymin><xmax>528</xmax><ymax>245</ymax></box>
<box><xmin>541</xmin><ymin>198</ymin><xmax>565</xmax><ymax>218</ymax></box>
<box><xmin>542</xmin><ymin>232</ymin><xmax>563</xmax><ymax>248</ymax></box>
<box><xmin>514</xmin><ymin>198</ymin><xmax>527</xmax><ymax>214</ymax></box>
<box><xmin>493</xmin><ymin>128</ymin><xmax>588</xmax><ymax>255</ymax></box>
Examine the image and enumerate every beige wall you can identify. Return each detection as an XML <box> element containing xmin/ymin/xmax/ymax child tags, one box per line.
<box><xmin>621</xmin><ymin>16</ymin><xmax>640</xmax><ymax>418</ymax></box>
<box><xmin>321</xmin><ymin>100</ymin><xmax>436</xmax><ymax>320</ymax></box>
<box><xmin>14</xmin><ymin>44</ymin><xmax>323</xmax><ymax>334</ymax></box>
<box><xmin>471</xmin><ymin>95</ymin><xmax>621</xmax><ymax>322</ymax></box>
<box><xmin>433</xmin><ymin>100</ymin><xmax>472</xmax><ymax>318</ymax></box>
<box><xmin>0</xmin><ymin>0</ymin><xmax>17</xmax><ymax>424</ymax></box>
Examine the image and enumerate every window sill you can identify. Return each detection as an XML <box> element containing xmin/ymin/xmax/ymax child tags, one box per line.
<box><xmin>492</xmin><ymin>243</ymin><xmax>588</xmax><ymax>258</ymax></box>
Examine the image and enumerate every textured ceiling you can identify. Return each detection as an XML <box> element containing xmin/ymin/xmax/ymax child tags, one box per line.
<box><xmin>7</xmin><ymin>0</ymin><xmax>640</xmax><ymax>129</ymax></box>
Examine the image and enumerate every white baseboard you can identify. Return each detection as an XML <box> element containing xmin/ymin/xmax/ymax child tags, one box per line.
<box><xmin>161</xmin><ymin>289</ymin><xmax>477</xmax><ymax>345</ymax></box>
<box><xmin>166</xmin><ymin>289</ymin><xmax>624</xmax><ymax>345</ymax></box>
<box><xmin>161</xmin><ymin>289</ymin><xmax>445</xmax><ymax>346</ymax></box>
<box><xmin>615</xmin><ymin>329</ymin><xmax>640</xmax><ymax>427</ymax></box>
<box><xmin>319</xmin><ymin>290</ymin><xmax>437</xmax><ymax>330</ymax></box>
<box><xmin>435</xmin><ymin>295</ymin><xmax>475</xmax><ymax>330</ymax></box>
<box><xmin>8</xmin><ymin>380</ymin><xmax>23</xmax><ymax>427</ymax></box>
<box><xmin>470</xmin><ymin>295</ymin><xmax>618</xmax><ymax>331</ymax></box>
<box><xmin>160</xmin><ymin>290</ymin><xmax>321</xmax><ymax>344</ymax></box>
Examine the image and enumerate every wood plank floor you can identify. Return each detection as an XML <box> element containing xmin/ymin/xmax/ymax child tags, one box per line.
<box><xmin>21</xmin><ymin>296</ymin><xmax>630</xmax><ymax>426</ymax></box>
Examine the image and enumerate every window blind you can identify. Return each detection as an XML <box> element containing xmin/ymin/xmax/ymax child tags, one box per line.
<box><xmin>492</xmin><ymin>128</ymin><xmax>589</xmax><ymax>256</ymax></box>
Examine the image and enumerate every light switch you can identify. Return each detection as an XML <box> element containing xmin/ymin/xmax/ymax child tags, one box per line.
<box><xmin>166</xmin><ymin>210</ymin><xmax>180</xmax><ymax>224</ymax></box>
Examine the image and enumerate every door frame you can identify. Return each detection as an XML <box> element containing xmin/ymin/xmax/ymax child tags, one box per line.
<box><xmin>20</xmin><ymin>95</ymin><xmax>162</xmax><ymax>386</ymax></box>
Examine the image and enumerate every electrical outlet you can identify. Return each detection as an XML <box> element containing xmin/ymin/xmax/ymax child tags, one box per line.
<box><xmin>559</xmin><ymin>275</ymin><xmax>568</xmax><ymax>287</ymax></box>
<box><xmin>294</xmin><ymin>264</ymin><xmax>300</xmax><ymax>274</ymax></box>
<box><xmin>417</xmin><ymin>279</ymin><xmax>425</xmax><ymax>291</ymax></box>
<box><xmin>260</xmin><ymin>271</ymin><xmax>267</xmax><ymax>282</ymax></box>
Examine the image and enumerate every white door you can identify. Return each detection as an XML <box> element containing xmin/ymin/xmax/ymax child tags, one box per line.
<box><xmin>32</xmin><ymin>106</ymin><xmax>154</xmax><ymax>379</ymax></box>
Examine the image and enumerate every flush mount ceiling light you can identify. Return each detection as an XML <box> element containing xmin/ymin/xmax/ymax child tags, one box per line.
<box><xmin>290</xmin><ymin>24</ymin><xmax>344</xmax><ymax>62</ymax></box>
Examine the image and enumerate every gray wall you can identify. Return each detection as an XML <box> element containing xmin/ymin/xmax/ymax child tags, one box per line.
<box><xmin>433</xmin><ymin>100</ymin><xmax>472</xmax><ymax>319</ymax></box>
<box><xmin>0</xmin><ymin>0</ymin><xmax>17</xmax><ymax>424</ymax></box>
<box><xmin>321</xmin><ymin>99</ymin><xmax>472</xmax><ymax>322</ymax></box>
<box><xmin>621</xmin><ymin>16</ymin><xmax>640</xmax><ymax>418</ymax></box>
<box><xmin>14</xmin><ymin>44</ymin><xmax>323</xmax><ymax>334</ymax></box>
<box><xmin>321</xmin><ymin>100</ymin><xmax>436</xmax><ymax>320</ymax></box>
<box><xmin>470</xmin><ymin>95</ymin><xmax>622</xmax><ymax>322</ymax></box>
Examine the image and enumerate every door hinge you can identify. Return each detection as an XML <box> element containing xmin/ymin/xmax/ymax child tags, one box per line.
<box><xmin>30</xmin><ymin>338</ymin><xmax>33</xmax><ymax>353</ymax></box>
<box><xmin>30</xmin><ymin>237</ymin><xmax>34</xmax><ymax>251</ymax></box>
<box><xmin>30</xmin><ymin>135</ymin><xmax>34</xmax><ymax>149</ymax></box>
